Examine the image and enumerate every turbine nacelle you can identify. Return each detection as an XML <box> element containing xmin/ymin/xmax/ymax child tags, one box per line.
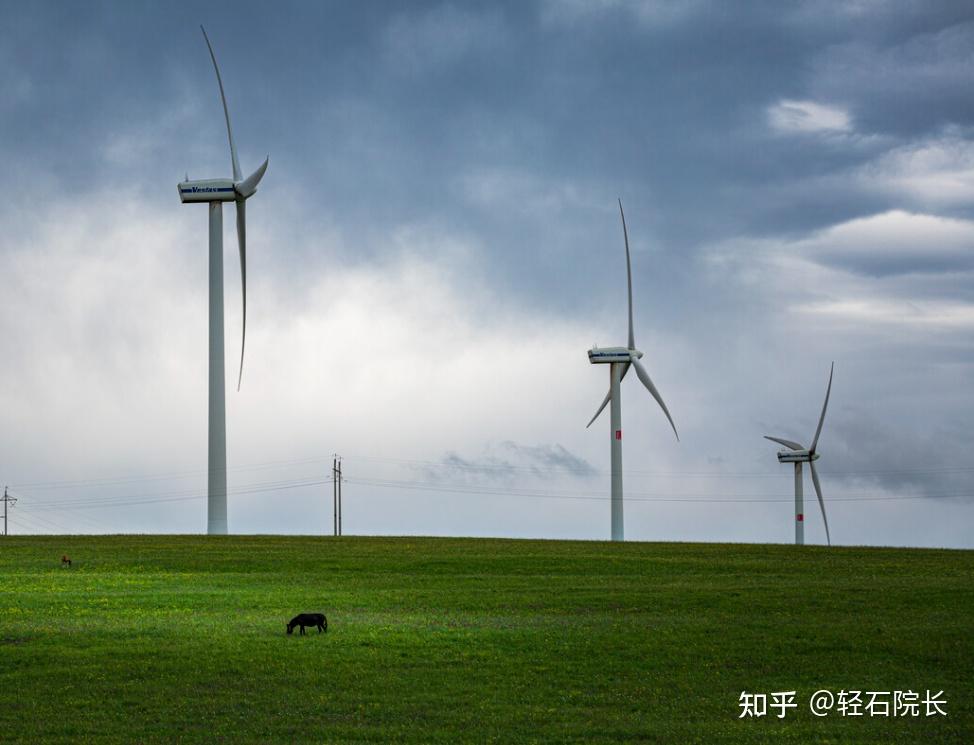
<box><xmin>775</xmin><ymin>449</ymin><xmax>819</xmax><ymax>463</ymax></box>
<box><xmin>178</xmin><ymin>158</ymin><xmax>269</xmax><ymax>204</ymax></box>
<box><xmin>588</xmin><ymin>346</ymin><xmax>642</xmax><ymax>364</ymax></box>
<box><xmin>178</xmin><ymin>178</ymin><xmax>236</xmax><ymax>203</ymax></box>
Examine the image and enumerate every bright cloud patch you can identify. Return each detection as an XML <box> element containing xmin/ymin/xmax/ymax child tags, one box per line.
<box><xmin>703</xmin><ymin>210</ymin><xmax>974</xmax><ymax>336</ymax></box>
<box><xmin>767</xmin><ymin>99</ymin><xmax>852</xmax><ymax>134</ymax></box>
<box><xmin>796</xmin><ymin>210</ymin><xmax>974</xmax><ymax>276</ymax></box>
<box><xmin>0</xmin><ymin>191</ymin><xmax>611</xmax><ymax>535</ymax></box>
<box><xmin>794</xmin><ymin>299</ymin><xmax>974</xmax><ymax>329</ymax></box>
<box><xmin>857</xmin><ymin>132</ymin><xmax>974</xmax><ymax>207</ymax></box>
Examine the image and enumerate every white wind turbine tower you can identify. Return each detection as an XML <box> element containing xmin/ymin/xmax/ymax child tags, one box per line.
<box><xmin>178</xmin><ymin>26</ymin><xmax>268</xmax><ymax>534</ymax></box>
<box><xmin>587</xmin><ymin>200</ymin><xmax>679</xmax><ymax>542</ymax></box>
<box><xmin>764</xmin><ymin>362</ymin><xmax>834</xmax><ymax>546</ymax></box>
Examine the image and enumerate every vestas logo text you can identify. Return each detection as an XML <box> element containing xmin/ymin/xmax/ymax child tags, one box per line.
<box><xmin>181</xmin><ymin>186</ymin><xmax>233</xmax><ymax>193</ymax></box>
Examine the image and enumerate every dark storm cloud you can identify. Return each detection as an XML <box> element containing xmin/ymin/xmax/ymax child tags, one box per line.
<box><xmin>4</xmin><ymin>1</ymin><xmax>973</xmax><ymax>275</ymax></box>
<box><xmin>808</xmin><ymin>17</ymin><xmax>974</xmax><ymax>138</ymax></box>
<box><xmin>2</xmin><ymin>2</ymin><xmax>973</xmax><ymax>544</ymax></box>
<box><xmin>4</xmin><ymin>0</ymin><xmax>972</xmax><ymax>349</ymax></box>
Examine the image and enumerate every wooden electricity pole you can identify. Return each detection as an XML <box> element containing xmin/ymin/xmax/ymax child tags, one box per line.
<box><xmin>2</xmin><ymin>486</ymin><xmax>16</xmax><ymax>537</ymax></box>
<box><xmin>332</xmin><ymin>456</ymin><xmax>338</xmax><ymax>536</ymax></box>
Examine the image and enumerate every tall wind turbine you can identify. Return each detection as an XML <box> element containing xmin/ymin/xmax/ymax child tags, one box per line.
<box><xmin>587</xmin><ymin>200</ymin><xmax>679</xmax><ymax>542</ymax></box>
<box><xmin>178</xmin><ymin>26</ymin><xmax>268</xmax><ymax>535</ymax></box>
<box><xmin>764</xmin><ymin>362</ymin><xmax>834</xmax><ymax>546</ymax></box>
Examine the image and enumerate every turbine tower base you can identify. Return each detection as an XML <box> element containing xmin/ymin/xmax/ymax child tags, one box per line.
<box><xmin>610</xmin><ymin>362</ymin><xmax>624</xmax><ymax>541</ymax></box>
<box><xmin>208</xmin><ymin>201</ymin><xmax>228</xmax><ymax>535</ymax></box>
<box><xmin>794</xmin><ymin>461</ymin><xmax>803</xmax><ymax>546</ymax></box>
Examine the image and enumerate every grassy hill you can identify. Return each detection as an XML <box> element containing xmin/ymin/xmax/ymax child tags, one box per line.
<box><xmin>0</xmin><ymin>535</ymin><xmax>970</xmax><ymax>743</ymax></box>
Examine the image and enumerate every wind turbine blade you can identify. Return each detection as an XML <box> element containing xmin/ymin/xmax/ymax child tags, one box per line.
<box><xmin>809</xmin><ymin>461</ymin><xmax>831</xmax><ymax>546</ymax></box>
<box><xmin>763</xmin><ymin>435</ymin><xmax>804</xmax><ymax>451</ymax></box>
<box><xmin>200</xmin><ymin>25</ymin><xmax>241</xmax><ymax>182</ymax></box>
<box><xmin>809</xmin><ymin>361</ymin><xmax>834</xmax><ymax>454</ymax></box>
<box><xmin>631</xmin><ymin>357</ymin><xmax>679</xmax><ymax>441</ymax></box>
<box><xmin>586</xmin><ymin>362</ymin><xmax>630</xmax><ymax>427</ymax></box>
<box><xmin>619</xmin><ymin>199</ymin><xmax>635</xmax><ymax>350</ymax></box>
<box><xmin>235</xmin><ymin>198</ymin><xmax>247</xmax><ymax>391</ymax></box>
<box><xmin>586</xmin><ymin>388</ymin><xmax>611</xmax><ymax>429</ymax></box>
<box><xmin>236</xmin><ymin>157</ymin><xmax>268</xmax><ymax>198</ymax></box>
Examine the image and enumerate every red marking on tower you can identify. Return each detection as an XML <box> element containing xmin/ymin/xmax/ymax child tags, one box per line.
<box><xmin>797</xmin><ymin>514</ymin><xmax>804</xmax><ymax>521</ymax></box>
<box><xmin>615</xmin><ymin>430</ymin><xmax>622</xmax><ymax>440</ymax></box>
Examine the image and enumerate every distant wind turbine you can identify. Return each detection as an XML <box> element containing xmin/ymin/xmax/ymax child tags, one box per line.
<box><xmin>764</xmin><ymin>362</ymin><xmax>834</xmax><ymax>546</ymax></box>
<box><xmin>587</xmin><ymin>200</ymin><xmax>679</xmax><ymax>542</ymax></box>
<box><xmin>178</xmin><ymin>26</ymin><xmax>268</xmax><ymax>535</ymax></box>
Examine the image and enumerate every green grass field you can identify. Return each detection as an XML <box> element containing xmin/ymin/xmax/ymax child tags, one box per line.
<box><xmin>0</xmin><ymin>535</ymin><xmax>970</xmax><ymax>743</ymax></box>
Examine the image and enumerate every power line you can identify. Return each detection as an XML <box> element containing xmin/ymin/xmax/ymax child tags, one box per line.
<box><xmin>343</xmin><ymin>476</ymin><xmax>973</xmax><ymax>504</ymax></box>
<box><xmin>34</xmin><ymin>501</ymin><xmax>116</xmax><ymax>533</ymax></box>
<box><xmin>8</xmin><ymin>476</ymin><xmax>327</xmax><ymax>509</ymax></box>
<box><xmin>4</xmin><ymin>450</ymin><xmax>971</xmax><ymax>534</ymax></box>
<box><xmin>340</xmin><ymin>453</ymin><xmax>974</xmax><ymax>479</ymax></box>
<box><xmin>7</xmin><ymin>455</ymin><xmax>337</xmax><ymax>490</ymax></box>
<box><xmin>7</xmin><ymin>471</ymin><xmax>971</xmax><ymax>522</ymax></box>
<box><xmin>11</xmin><ymin>478</ymin><xmax>331</xmax><ymax>513</ymax></box>
<box><xmin>10</xmin><ymin>508</ymin><xmax>75</xmax><ymax>534</ymax></box>
<box><xmin>10</xmin><ymin>452</ymin><xmax>974</xmax><ymax>493</ymax></box>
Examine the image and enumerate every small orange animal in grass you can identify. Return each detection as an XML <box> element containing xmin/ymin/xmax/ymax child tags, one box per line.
<box><xmin>61</xmin><ymin>555</ymin><xmax>72</xmax><ymax>568</ymax></box>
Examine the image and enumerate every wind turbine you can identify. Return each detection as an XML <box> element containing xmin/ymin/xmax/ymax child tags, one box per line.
<box><xmin>178</xmin><ymin>26</ymin><xmax>268</xmax><ymax>535</ymax></box>
<box><xmin>764</xmin><ymin>362</ymin><xmax>834</xmax><ymax>546</ymax></box>
<box><xmin>587</xmin><ymin>200</ymin><xmax>679</xmax><ymax>542</ymax></box>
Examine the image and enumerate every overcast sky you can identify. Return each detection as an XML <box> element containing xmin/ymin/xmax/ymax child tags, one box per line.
<box><xmin>1</xmin><ymin>0</ymin><xmax>972</xmax><ymax>547</ymax></box>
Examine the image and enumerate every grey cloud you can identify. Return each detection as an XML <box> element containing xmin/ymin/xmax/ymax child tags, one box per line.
<box><xmin>497</xmin><ymin>441</ymin><xmax>598</xmax><ymax>478</ymax></box>
<box><xmin>2</xmin><ymin>2</ymin><xmax>973</xmax><ymax>545</ymax></box>
<box><xmin>820</xmin><ymin>405</ymin><xmax>974</xmax><ymax>502</ymax></box>
<box><xmin>382</xmin><ymin>4</ymin><xmax>509</xmax><ymax>74</ymax></box>
<box><xmin>418</xmin><ymin>441</ymin><xmax>597</xmax><ymax>485</ymax></box>
<box><xmin>808</xmin><ymin>20</ymin><xmax>974</xmax><ymax>138</ymax></box>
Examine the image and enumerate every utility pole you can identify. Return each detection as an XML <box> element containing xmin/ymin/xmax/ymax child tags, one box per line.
<box><xmin>2</xmin><ymin>486</ymin><xmax>17</xmax><ymax>537</ymax></box>
<box><xmin>332</xmin><ymin>455</ymin><xmax>338</xmax><ymax>537</ymax></box>
<box><xmin>337</xmin><ymin>457</ymin><xmax>343</xmax><ymax>536</ymax></box>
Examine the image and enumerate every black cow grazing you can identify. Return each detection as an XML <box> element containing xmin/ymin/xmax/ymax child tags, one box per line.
<box><xmin>61</xmin><ymin>555</ymin><xmax>72</xmax><ymax>568</ymax></box>
<box><xmin>287</xmin><ymin>613</ymin><xmax>327</xmax><ymax>635</ymax></box>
